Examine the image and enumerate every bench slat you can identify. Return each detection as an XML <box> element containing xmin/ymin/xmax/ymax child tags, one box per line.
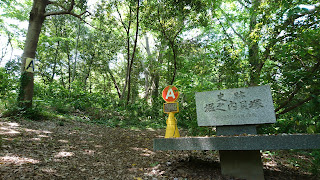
<box><xmin>154</xmin><ymin>134</ymin><xmax>320</xmax><ymax>151</ymax></box>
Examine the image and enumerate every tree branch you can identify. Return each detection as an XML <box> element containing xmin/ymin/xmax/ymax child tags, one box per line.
<box><xmin>68</xmin><ymin>0</ymin><xmax>75</xmax><ymax>12</ymax></box>
<box><xmin>276</xmin><ymin>93</ymin><xmax>319</xmax><ymax>118</ymax></box>
<box><xmin>115</xmin><ymin>2</ymin><xmax>128</xmax><ymax>32</ymax></box>
<box><xmin>263</xmin><ymin>4</ymin><xmax>320</xmax><ymax>62</ymax></box>
<box><xmin>44</xmin><ymin>0</ymin><xmax>87</xmax><ymax>18</ymax></box>
<box><xmin>126</xmin><ymin>0</ymin><xmax>140</xmax><ymax>104</ymax></box>
<box><xmin>106</xmin><ymin>65</ymin><xmax>121</xmax><ymax>98</ymax></box>
<box><xmin>217</xmin><ymin>17</ymin><xmax>235</xmax><ymax>48</ymax></box>
<box><xmin>219</xmin><ymin>7</ymin><xmax>248</xmax><ymax>45</ymax></box>
<box><xmin>275</xmin><ymin>59</ymin><xmax>320</xmax><ymax>112</ymax></box>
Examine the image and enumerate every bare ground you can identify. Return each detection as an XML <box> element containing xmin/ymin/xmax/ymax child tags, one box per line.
<box><xmin>0</xmin><ymin>118</ymin><xmax>318</xmax><ymax>180</ymax></box>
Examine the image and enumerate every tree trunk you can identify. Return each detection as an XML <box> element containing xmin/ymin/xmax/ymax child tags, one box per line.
<box><xmin>119</xmin><ymin>7</ymin><xmax>132</xmax><ymax>101</ymax></box>
<box><xmin>248</xmin><ymin>0</ymin><xmax>262</xmax><ymax>86</ymax></box>
<box><xmin>151</xmin><ymin>44</ymin><xmax>164</xmax><ymax>103</ymax></box>
<box><xmin>126</xmin><ymin>0</ymin><xmax>140</xmax><ymax>105</ymax></box>
<box><xmin>106</xmin><ymin>65</ymin><xmax>121</xmax><ymax>98</ymax></box>
<box><xmin>50</xmin><ymin>41</ymin><xmax>59</xmax><ymax>82</ymax></box>
<box><xmin>72</xmin><ymin>18</ymin><xmax>81</xmax><ymax>83</ymax></box>
<box><xmin>66</xmin><ymin>43</ymin><xmax>71</xmax><ymax>91</ymax></box>
<box><xmin>169</xmin><ymin>40</ymin><xmax>177</xmax><ymax>85</ymax></box>
<box><xmin>142</xmin><ymin>35</ymin><xmax>151</xmax><ymax>99</ymax></box>
<box><xmin>19</xmin><ymin>0</ymin><xmax>48</xmax><ymax>109</ymax></box>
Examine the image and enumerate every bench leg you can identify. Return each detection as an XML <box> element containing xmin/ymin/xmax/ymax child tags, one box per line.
<box><xmin>219</xmin><ymin>150</ymin><xmax>264</xmax><ymax>180</ymax></box>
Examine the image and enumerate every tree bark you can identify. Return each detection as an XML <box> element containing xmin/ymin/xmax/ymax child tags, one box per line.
<box><xmin>169</xmin><ymin>40</ymin><xmax>177</xmax><ymax>85</ymax></box>
<box><xmin>142</xmin><ymin>35</ymin><xmax>151</xmax><ymax>99</ymax></box>
<box><xmin>126</xmin><ymin>0</ymin><xmax>140</xmax><ymax>105</ymax></box>
<box><xmin>106</xmin><ymin>66</ymin><xmax>121</xmax><ymax>98</ymax></box>
<box><xmin>118</xmin><ymin>6</ymin><xmax>132</xmax><ymax>101</ymax></box>
<box><xmin>50</xmin><ymin>40</ymin><xmax>60</xmax><ymax>82</ymax></box>
<box><xmin>248</xmin><ymin>0</ymin><xmax>262</xmax><ymax>86</ymax></box>
<box><xmin>18</xmin><ymin>0</ymin><xmax>85</xmax><ymax>110</ymax></box>
<box><xmin>19</xmin><ymin>0</ymin><xmax>48</xmax><ymax>109</ymax></box>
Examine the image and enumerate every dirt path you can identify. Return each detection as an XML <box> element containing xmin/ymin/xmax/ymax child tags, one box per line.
<box><xmin>0</xmin><ymin>118</ymin><xmax>318</xmax><ymax>179</ymax></box>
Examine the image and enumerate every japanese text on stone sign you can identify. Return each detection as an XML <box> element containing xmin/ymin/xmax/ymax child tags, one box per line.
<box><xmin>204</xmin><ymin>91</ymin><xmax>264</xmax><ymax>113</ymax></box>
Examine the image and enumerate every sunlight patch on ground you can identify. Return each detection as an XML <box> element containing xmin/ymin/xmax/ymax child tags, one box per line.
<box><xmin>23</xmin><ymin>128</ymin><xmax>52</xmax><ymax>134</ymax></box>
<box><xmin>0</xmin><ymin>121</ymin><xmax>53</xmax><ymax>136</ymax></box>
<box><xmin>131</xmin><ymin>147</ymin><xmax>155</xmax><ymax>157</ymax></box>
<box><xmin>144</xmin><ymin>164</ymin><xmax>165</xmax><ymax>177</ymax></box>
<box><xmin>0</xmin><ymin>122</ymin><xmax>21</xmax><ymax>135</ymax></box>
<box><xmin>30</xmin><ymin>137</ymin><xmax>41</xmax><ymax>141</ymax></box>
<box><xmin>0</xmin><ymin>127</ymin><xmax>20</xmax><ymax>135</ymax></box>
<box><xmin>83</xmin><ymin>149</ymin><xmax>95</xmax><ymax>155</ymax></box>
<box><xmin>6</xmin><ymin>122</ymin><xmax>19</xmax><ymax>127</ymax></box>
<box><xmin>146</xmin><ymin>128</ymin><xmax>156</xmax><ymax>131</ymax></box>
<box><xmin>263</xmin><ymin>153</ymin><xmax>278</xmax><ymax>168</ymax></box>
<box><xmin>58</xmin><ymin>139</ymin><xmax>69</xmax><ymax>143</ymax></box>
<box><xmin>0</xmin><ymin>155</ymin><xmax>40</xmax><ymax>165</ymax></box>
<box><xmin>38</xmin><ymin>134</ymin><xmax>50</xmax><ymax>138</ymax></box>
<box><xmin>54</xmin><ymin>151</ymin><xmax>74</xmax><ymax>158</ymax></box>
<box><xmin>40</xmin><ymin>167</ymin><xmax>57</xmax><ymax>173</ymax></box>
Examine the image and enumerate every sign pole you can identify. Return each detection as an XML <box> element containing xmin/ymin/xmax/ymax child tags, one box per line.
<box><xmin>162</xmin><ymin>85</ymin><xmax>180</xmax><ymax>138</ymax></box>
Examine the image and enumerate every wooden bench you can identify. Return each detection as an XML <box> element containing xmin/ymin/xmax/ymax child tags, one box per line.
<box><xmin>154</xmin><ymin>85</ymin><xmax>320</xmax><ymax>180</ymax></box>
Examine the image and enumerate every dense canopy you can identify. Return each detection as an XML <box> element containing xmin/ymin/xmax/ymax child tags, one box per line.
<box><xmin>0</xmin><ymin>0</ymin><xmax>319</xmax><ymax>135</ymax></box>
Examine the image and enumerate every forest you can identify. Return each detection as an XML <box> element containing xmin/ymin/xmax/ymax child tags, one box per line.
<box><xmin>0</xmin><ymin>0</ymin><xmax>320</xmax><ymax>179</ymax></box>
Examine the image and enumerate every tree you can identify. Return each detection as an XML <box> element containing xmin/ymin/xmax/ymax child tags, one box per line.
<box><xmin>113</xmin><ymin>0</ymin><xmax>140</xmax><ymax>105</ymax></box>
<box><xmin>18</xmin><ymin>0</ymin><xmax>88</xmax><ymax>109</ymax></box>
<box><xmin>210</xmin><ymin>0</ymin><xmax>320</xmax><ymax>116</ymax></box>
<box><xmin>142</xmin><ymin>0</ymin><xmax>208</xmax><ymax>85</ymax></box>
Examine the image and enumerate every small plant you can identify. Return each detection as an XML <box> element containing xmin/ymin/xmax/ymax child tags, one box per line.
<box><xmin>311</xmin><ymin>150</ymin><xmax>320</xmax><ymax>176</ymax></box>
<box><xmin>150</xmin><ymin>161</ymin><xmax>159</xmax><ymax>167</ymax></box>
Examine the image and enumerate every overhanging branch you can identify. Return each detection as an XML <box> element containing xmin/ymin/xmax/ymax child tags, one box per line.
<box><xmin>44</xmin><ymin>10</ymin><xmax>87</xmax><ymax>18</ymax></box>
<box><xmin>218</xmin><ymin>7</ymin><xmax>248</xmax><ymax>45</ymax></box>
<box><xmin>44</xmin><ymin>0</ymin><xmax>86</xmax><ymax>19</ymax></box>
<box><xmin>276</xmin><ymin>93</ymin><xmax>319</xmax><ymax>118</ymax></box>
<box><xmin>275</xmin><ymin>59</ymin><xmax>320</xmax><ymax>112</ymax></box>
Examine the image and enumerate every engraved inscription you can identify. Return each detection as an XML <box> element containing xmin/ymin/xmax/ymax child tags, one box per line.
<box><xmin>195</xmin><ymin>85</ymin><xmax>277</xmax><ymax>126</ymax></box>
<box><xmin>203</xmin><ymin>90</ymin><xmax>264</xmax><ymax>113</ymax></box>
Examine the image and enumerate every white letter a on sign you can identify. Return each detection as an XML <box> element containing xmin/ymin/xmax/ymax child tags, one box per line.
<box><xmin>166</xmin><ymin>88</ymin><xmax>175</xmax><ymax>99</ymax></box>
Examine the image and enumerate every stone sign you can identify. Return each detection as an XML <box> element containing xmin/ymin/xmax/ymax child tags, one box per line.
<box><xmin>195</xmin><ymin>85</ymin><xmax>276</xmax><ymax>126</ymax></box>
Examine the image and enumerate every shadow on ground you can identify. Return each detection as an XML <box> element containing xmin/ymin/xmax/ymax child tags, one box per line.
<box><xmin>0</xmin><ymin>118</ymin><xmax>318</xmax><ymax>179</ymax></box>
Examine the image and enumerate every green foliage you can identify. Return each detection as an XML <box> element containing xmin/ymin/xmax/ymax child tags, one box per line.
<box><xmin>0</xmin><ymin>1</ymin><xmax>319</xmax><ymax>178</ymax></box>
<box><xmin>0</xmin><ymin>67</ymin><xmax>11</xmax><ymax>98</ymax></box>
<box><xmin>1</xmin><ymin>0</ymin><xmax>319</xmax><ymax>137</ymax></box>
<box><xmin>311</xmin><ymin>150</ymin><xmax>320</xmax><ymax>175</ymax></box>
<box><xmin>0</xmin><ymin>60</ymin><xmax>20</xmax><ymax>114</ymax></box>
<box><xmin>2</xmin><ymin>99</ymin><xmax>51</xmax><ymax>121</ymax></box>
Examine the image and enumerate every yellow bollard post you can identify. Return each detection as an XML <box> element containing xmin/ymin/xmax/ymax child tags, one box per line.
<box><xmin>165</xmin><ymin>112</ymin><xmax>180</xmax><ymax>138</ymax></box>
<box><xmin>162</xmin><ymin>85</ymin><xmax>180</xmax><ymax>138</ymax></box>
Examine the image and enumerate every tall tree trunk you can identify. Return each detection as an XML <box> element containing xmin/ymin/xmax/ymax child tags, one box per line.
<box><xmin>66</xmin><ymin>43</ymin><xmax>71</xmax><ymax>91</ymax></box>
<box><xmin>248</xmin><ymin>0</ymin><xmax>262</xmax><ymax>86</ymax></box>
<box><xmin>126</xmin><ymin>0</ymin><xmax>140</xmax><ymax>105</ymax></box>
<box><xmin>50</xmin><ymin>41</ymin><xmax>59</xmax><ymax>82</ymax></box>
<box><xmin>60</xmin><ymin>65</ymin><xmax>66</xmax><ymax>88</ymax></box>
<box><xmin>169</xmin><ymin>40</ymin><xmax>177</xmax><ymax>85</ymax></box>
<box><xmin>119</xmin><ymin>7</ymin><xmax>132</xmax><ymax>101</ymax></box>
<box><xmin>106</xmin><ymin>65</ymin><xmax>121</xmax><ymax>98</ymax></box>
<box><xmin>72</xmin><ymin>18</ymin><xmax>81</xmax><ymax>83</ymax></box>
<box><xmin>19</xmin><ymin>0</ymin><xmax>48</xmax><ymax>109</ymax></box>
<box><xmin>151</xmin><ymin>43</ymin><xmax>164</xmax><ymax>103</ymax></box>
<box><xmin>142</xmin><ymin>35</ymin><xmax>151</xmax><ymax>99</ymax></box>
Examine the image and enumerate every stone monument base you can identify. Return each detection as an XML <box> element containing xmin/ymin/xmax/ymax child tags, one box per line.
<box><xmin>219</xmin><ymin>150</ymin><xmax>264</xmax><ymax>180</ymax></box>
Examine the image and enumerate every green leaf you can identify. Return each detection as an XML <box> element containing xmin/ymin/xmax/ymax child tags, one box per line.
<box><xmin>307</xmin><ymin>125</ymin><xmax>316</xmax><ymax>134</ymax></box>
